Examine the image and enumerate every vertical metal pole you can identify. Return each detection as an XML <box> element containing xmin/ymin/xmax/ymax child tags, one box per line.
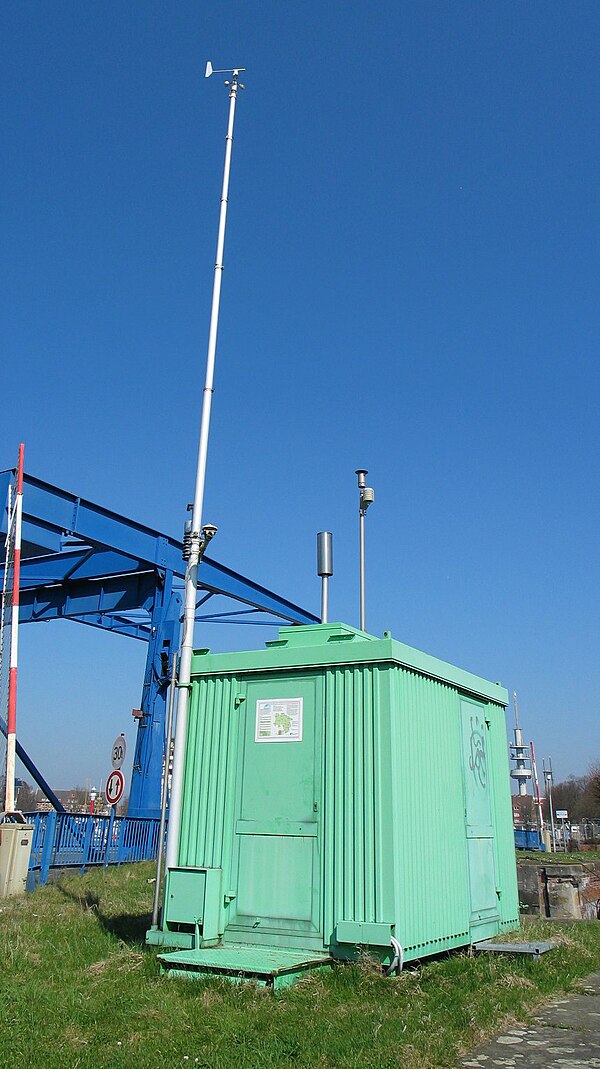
<box><xmin>355</xmin><ymin>470</ymin><xmax>373</xmax><ymax>632</ymax></box>
<box><xmin>39</xmin><ymin>809</ymin><xmax>57</xmax><ymax>886</ymax></box>
<box><xmin>104</xmin><ymin>804</ymin><xmax>115</xmax><ymax>869</ymax></box>
<box><xmin>166</xmin><ymin>71</ymin><xmax>243</xmax><ymax>872</ymax></box>
<box><xmin>545</xmin><ymin>757</ymin><xmax>556</xmax><ymax>853</ymax></box>
<box><xmin>5</xmin><ymin>443</ymin><xmax>24</xmax><ymax>814</ymax></box>
<box><xmin>152</xmin><ymin>654</ymin><xmax>177</xmax><ymax>928</ymax></box>
<box><xmin>359</xmin><ymin>508</ymin><xmax>366</xmax><ymax>631</ymax></box>
<box><xmin>356</xmin><ymin>470</ymin><xmax>367</xmax><ymax>632</ymax></box>
<box><xmin>530</xmin><ymin>740</ymin><xmax>544</xmax><ymax>848</ymax></box>
<box><xmin>321</xmin><ymin>575</ymin><xmax>329</xmax><ymax>624</ymax></box>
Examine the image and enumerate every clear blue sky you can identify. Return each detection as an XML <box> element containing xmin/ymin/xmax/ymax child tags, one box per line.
<box><xmin>1</xmin><ymin>2</ymin><xmax>598</xmax><ymax>791</ymax></box>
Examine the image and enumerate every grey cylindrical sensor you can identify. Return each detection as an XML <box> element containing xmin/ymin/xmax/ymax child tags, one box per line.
<box><xmin>317</xmin><ymin>531</ymin><xmax>333</xmax><ymax>577</ymax></box>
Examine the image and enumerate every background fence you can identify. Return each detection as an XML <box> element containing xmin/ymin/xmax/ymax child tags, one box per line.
<box><xmin>26</xmin><ymin>810</ymin><xmax>164</xmax><ymax>885</ymax></box>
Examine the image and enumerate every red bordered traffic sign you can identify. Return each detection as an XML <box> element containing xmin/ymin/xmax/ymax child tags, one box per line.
<box><xmin>106</xmin><ymin>769</ymin><xmax>125</xmax><ymax>806</ymax></box>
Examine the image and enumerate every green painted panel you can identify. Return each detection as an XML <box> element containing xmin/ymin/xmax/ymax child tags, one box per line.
<box><xmin>461</xmin><ymin>699</ymin><xmax>493</xmax><ymax>833</ymax></box>
<box><xmin>321</xmin><ymin>663</ymin><xmax>391</xmax><ymax>944</ymax></box>
<box><xmin>466</xmin><ymin>838</ymin><xmax>498</xmax><ymax>918</ymax></box>
<box><xmin>389</xmin><ymin>669</ymin><xmax>471</xmax><ymax>958</ymax></box>
<box><xmin>237</xmin><ymin>678</ymin><xmax>317</xmax><ymax>824</ymax></box>
<box><xmin>335</xmin><ymin>921</ymin><xmax>394</xmax><ymax>946</ymax></box>
<box><xmin>229</xmin><ymin>674</ymin><xmax>321</xmax><ymax>937</ymax></box>
<box><xmin>236</xmin><ymin>835</ymin><xmax>314</xmax><ymax>922</ymax></box>
<box><xmin>460</xmin><ymin>697</ymin><xmax>499</xmax><ymax>926</ymax></box>
<box><xmin>157</xmin><ymin>944</ymin><xmax>332</xmax><ymax>989</ymax></box>
<box><xmin>166</xmin><ymin>868</ymin><xmax>206</xmax><ymax>925</ymax></box>
<box><xmin>165</xmin><ymin>867</ymin><xmax>223</xmax><ymax>941</ymax></box>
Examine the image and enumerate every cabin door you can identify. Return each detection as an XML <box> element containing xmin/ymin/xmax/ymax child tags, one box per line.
<box><xmin>228</xmin><ymin>674</ymin><xmax>322</xmax><ymax>945</ymax></box>
<box><xmin>460</xmin><ymin>697</ymin><xmax>500</xmax><ymax>939</ymax></box>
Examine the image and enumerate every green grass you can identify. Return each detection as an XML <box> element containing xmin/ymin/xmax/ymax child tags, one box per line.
<box><xmin>517</xmin><ymin>849</ymin><xmax>600</xmax><ymax>863</ymax></box>
<box><xmin>1</xmin><ymin>864</ymin><xmax>600</xmax><ymax>1069</ymax></box>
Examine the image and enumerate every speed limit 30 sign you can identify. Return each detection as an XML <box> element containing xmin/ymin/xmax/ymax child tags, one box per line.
<box><xmin>106</xmin><ymin>769</ymin><xmax>125</xmax><ymax>806</ymax></box>
<box><xmin>111</xmin><ymin>734</ymin><xmax>126</xmax><ymax>770</ymax></box>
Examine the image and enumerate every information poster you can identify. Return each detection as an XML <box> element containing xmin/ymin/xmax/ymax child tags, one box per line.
<box><xmin>255</xmin><ymin>698</ymin><xmax>303</xmax><ymax>743</ymax></box>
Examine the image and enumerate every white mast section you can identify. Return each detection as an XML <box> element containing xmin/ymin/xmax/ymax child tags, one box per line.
<box><xmin>166</xmin><ymin>65</ymin><xmax>245</xmax><ymax>872</ymax></box>
<box><xmin>1</xmin><ymin>443</ymin><xmax>24</xmax><ymax>814</ymax></box>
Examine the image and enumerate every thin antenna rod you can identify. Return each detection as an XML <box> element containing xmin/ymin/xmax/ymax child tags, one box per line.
<box><xmin>166</xmin><ymin>66</ymin><xmax>245</xmax><ymax>874</ymax></box>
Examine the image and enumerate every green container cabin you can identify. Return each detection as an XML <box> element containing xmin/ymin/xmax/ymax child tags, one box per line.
<box><xmin>151</xmin><ymin>623</ymin><xmax>518</xmax><ymax>985</ymax></box>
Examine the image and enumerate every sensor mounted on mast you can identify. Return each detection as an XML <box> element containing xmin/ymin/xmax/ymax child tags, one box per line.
<box><xmin>205</xmin><ymin>60</ymin><xmax>246</xmax><ymax>88</ymax></box>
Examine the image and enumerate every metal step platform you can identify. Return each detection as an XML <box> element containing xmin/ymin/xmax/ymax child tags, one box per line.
<box><xmin>157</xmin><ymin>944</ymin><xmax>332</xmax><ymax>989</ymax></box>
<box><xmin>474</xmin><ymin>940</ymin><xmax>557</xmax><ymax>961</ymax></box>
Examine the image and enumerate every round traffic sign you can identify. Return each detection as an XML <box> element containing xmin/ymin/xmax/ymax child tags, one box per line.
<box><xmin>106</xmin><ymin>769</ymin><xmax>125</xmax><ymax>806</ymax></box>
<box><xmin>111</xmin><ymin>734</ymin><xmax>126</xmax><ymax>770</ymax></box>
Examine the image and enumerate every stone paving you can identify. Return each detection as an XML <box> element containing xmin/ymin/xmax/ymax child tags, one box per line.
<box><xmin>460</xmin><ymin>972</ymin><xmax>600</xmax><ymax>1068</ymax></box>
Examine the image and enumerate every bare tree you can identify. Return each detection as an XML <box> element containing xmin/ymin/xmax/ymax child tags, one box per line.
<box><xmin>552</xmin><ymin>770</ymin><xmax>600</xmax><ymax>821</ymax></box>
<box><xmin>588</xmin><ymin>762</ymin><xmax>600</xmax><ymax>810</ymax></box>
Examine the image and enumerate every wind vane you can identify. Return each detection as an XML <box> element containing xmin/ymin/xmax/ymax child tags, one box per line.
<box><xmin>205</xmin><ymin>61</ymin><xmax>246</xmax><ymax>89</ymax></box>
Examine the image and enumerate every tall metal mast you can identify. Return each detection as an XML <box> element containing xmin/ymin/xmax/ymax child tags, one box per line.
<box><xmin>509</xmin><ymin>690</ymin><xmax>532</xmax><ymax>797</ymax></box>
<box><xmin>165</xmin><ymin>63</ymin><xmax>245</xmax><ymax>872</ymax></box>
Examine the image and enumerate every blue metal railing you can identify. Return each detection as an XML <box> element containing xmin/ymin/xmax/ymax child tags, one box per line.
<box><xmin>25</xmin><ymin>811</ymin><xmax>164</xmax><ymax>884</ymax></box>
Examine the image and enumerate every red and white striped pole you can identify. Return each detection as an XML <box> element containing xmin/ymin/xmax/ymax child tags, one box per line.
<box><xmin>4</xmin><ymin>443</ymin><xmax>24</xmax><ymax>814</ymax></box>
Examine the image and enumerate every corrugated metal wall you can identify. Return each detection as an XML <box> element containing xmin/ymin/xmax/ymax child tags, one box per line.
<box><xmin>175</xmin><ymin>648</ymin><xmax>518</xmax><ymax>960</ymax></box>
<box><xmin>390</xmin><ymin>668</ymin><xmax>471</xmax><ymax>959</ymax></box>
<box><xmin>321</xmin><ymin>664</ymin><xmax>391</xmax><ymax>943</ymax></box>
<box><xmin>178</xmin><ymin>674</ymin><xmax>240</xmax><ymax>873</ymax></box>
<box><xmin>320</xmin><ymin>662</ymin><xmax>516</xmax><ymax>959</ymax></box>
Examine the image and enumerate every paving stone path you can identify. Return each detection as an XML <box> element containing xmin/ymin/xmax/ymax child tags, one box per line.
<box><xmin>460</xmin><ymin>972</ymin><xmax>600</xmax><ymax>1068</ymax></box>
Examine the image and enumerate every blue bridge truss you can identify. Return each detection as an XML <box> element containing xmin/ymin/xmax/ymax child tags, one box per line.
<box><xmin>0</xmin><ymin>468</ymin><xmax>319</xmax><ymax>817</ymax></box>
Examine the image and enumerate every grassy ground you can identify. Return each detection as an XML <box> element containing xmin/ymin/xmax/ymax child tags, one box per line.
<box><xmin>517</xmin><ymin>849</ymin><xmax>600</xmax><ymax>863</ymax></box>
<box><xmin>2</xmin><ymin>864</ymin><xmax>600</xmax><ymax>1069</ymax></box>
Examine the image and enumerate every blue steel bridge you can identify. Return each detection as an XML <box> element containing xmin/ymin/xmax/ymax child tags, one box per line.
<box><xmin>0</xmin><ymin>467</ymin><xmax>318</xmax><ymax>818</ymax></box>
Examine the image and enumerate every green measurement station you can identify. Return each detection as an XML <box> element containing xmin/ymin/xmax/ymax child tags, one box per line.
<box><xmin>148</xmin><ymin>623</ymin><xmax>518</xmax><ymax>986</ymax></box>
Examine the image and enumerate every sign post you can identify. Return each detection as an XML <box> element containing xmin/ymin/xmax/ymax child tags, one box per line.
<box><xmin>556</xmin><ymin>810</ymin><xmax>568</xmax><ymax>852</ymax></box>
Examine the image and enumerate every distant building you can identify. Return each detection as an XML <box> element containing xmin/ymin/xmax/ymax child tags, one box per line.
<box><xmin>512</xmin><ymin>793</ymin><xmax>535</xmax><ymax>825</ymax></box>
